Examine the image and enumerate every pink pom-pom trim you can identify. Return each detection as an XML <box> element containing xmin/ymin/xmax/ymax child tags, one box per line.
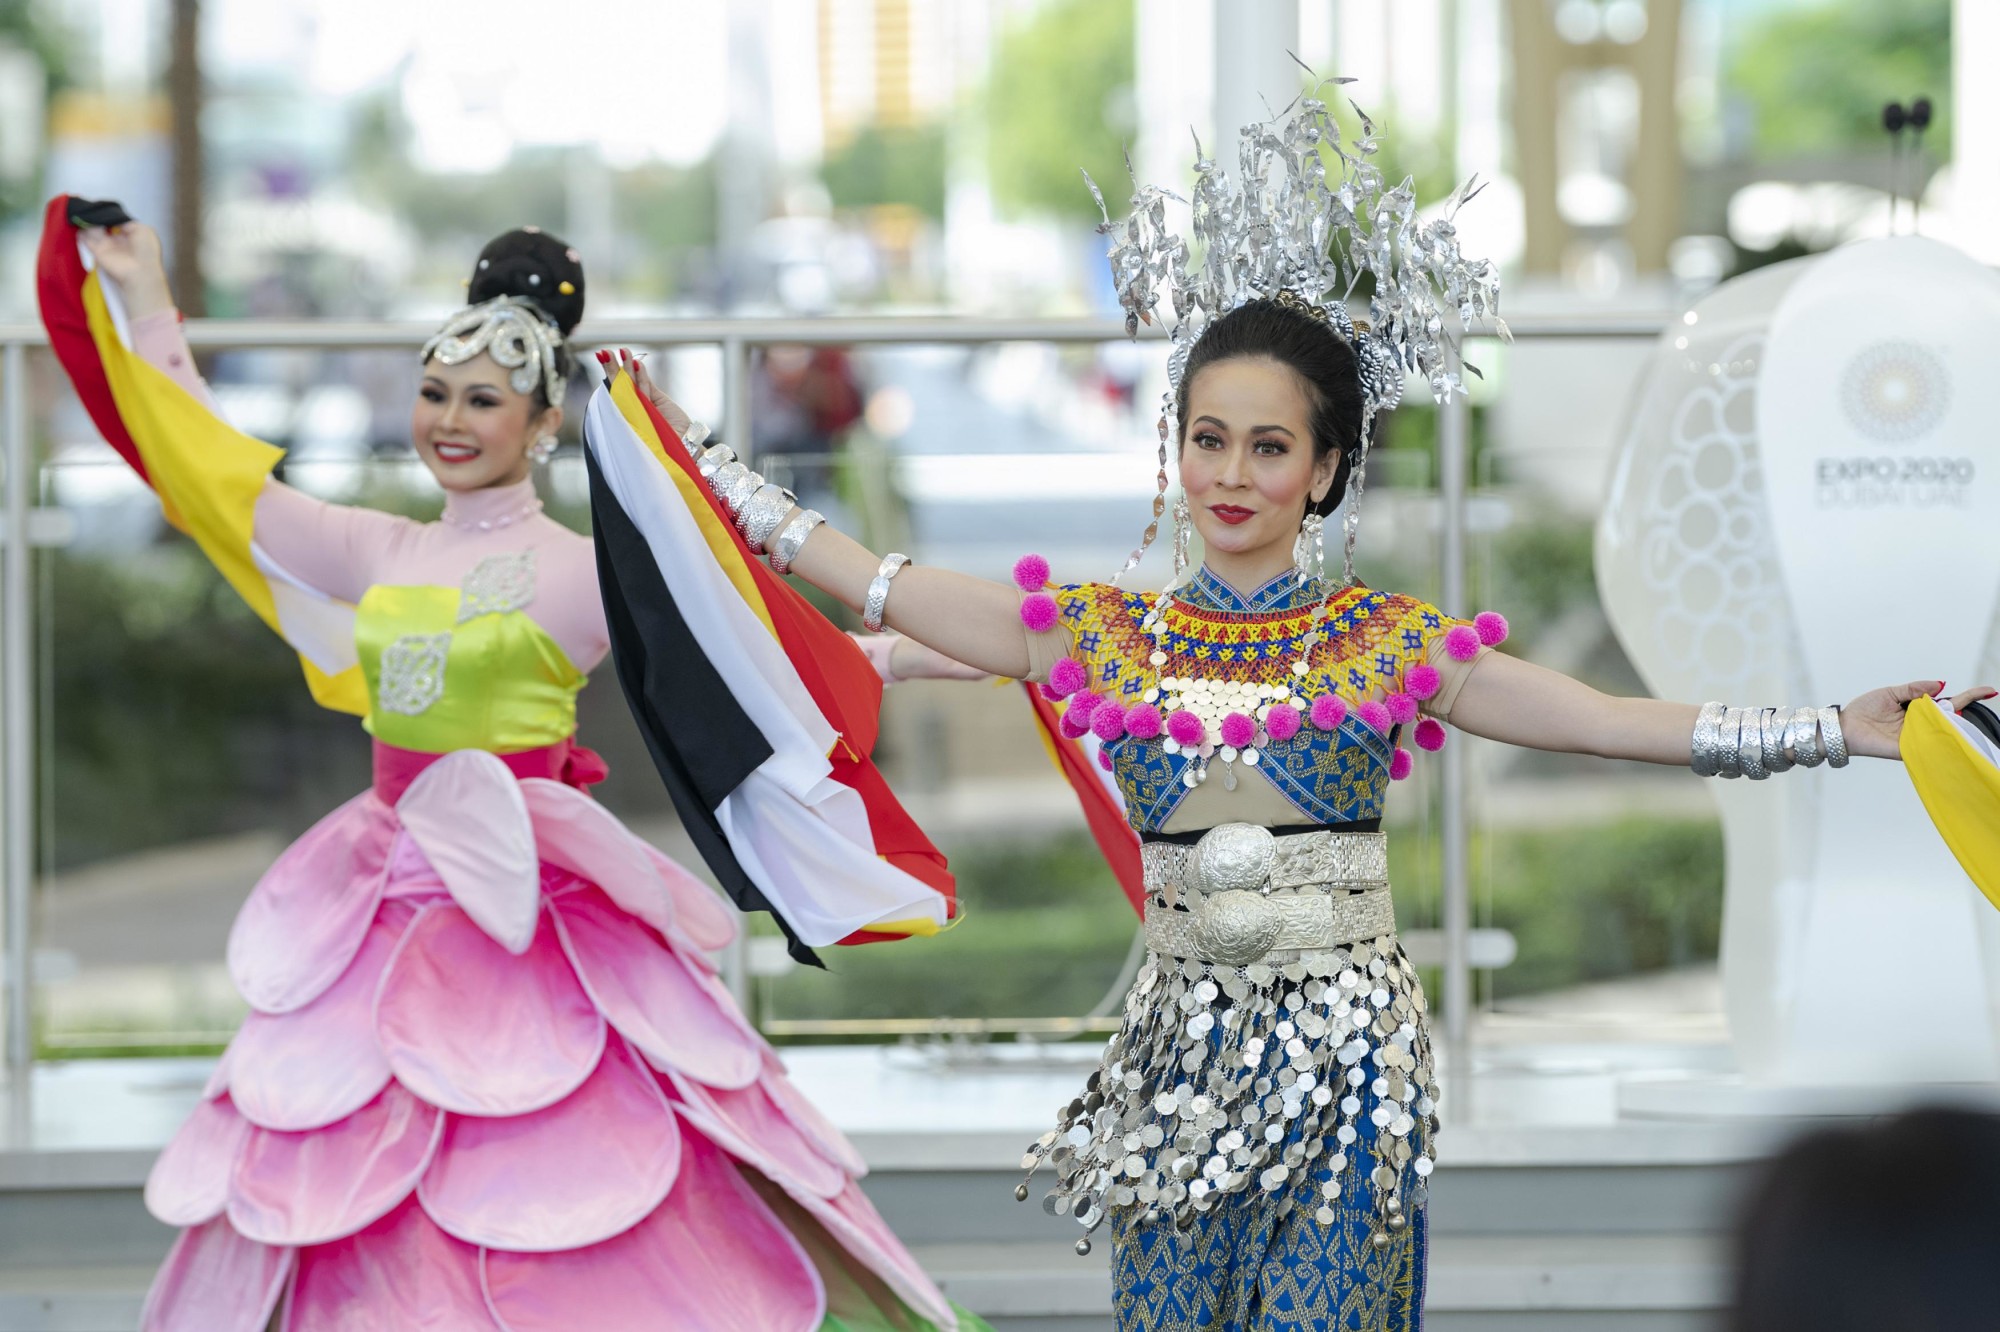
<box><xmin>1123</xmin><ymin>703</ymin><xmax>1164</xmax><ymax>740</ymax></box>
<box><xmin>1264</xmin><ymin>703</ymin><xmax>1302</xmax><ymax>742</ymax></box>
<box><xmin>1357</xmin><ymin>700</ymin><xmax>1393</xmax><ymax>732</ymax></box>
<box><xmin>1048</xmin><ymin>657</ymin><xmax>1088</xmax><ymax>698</ymax></box>
<box><xmin>1385</xmin><ymin>693</ymin><xmax>1419</xmax><ymax>725</ymax></box>
<box><xmin>1059</xmin><ymin>707</ymin><xmax>1091</xmax><ymax>740</ymax></box>
<box><xmin>1091</xmin><ymin>704</ymin><xmax>1128</xmax><ymax>743</ymax></box>
<box><xmin>1166</xmin><ymin>710</ymin><xmax>1206</xmax><ymax>748</ymax></box>
<box><xmin>1097</xmin><ymin>748</ymin><xmax>1116</xmax><ymax>772</ymax></box>
<box><xmin>1474</xmin><ymin>611</ymin><xmax>1509</xmax><ymax>647</ymax></box>
<box><xmin>1414</xmin><ymin>718</ymin><xmax>1447</xmax><ymax>752</ymax></box>
<box><xmin>1219</xmin><ymin>712</ymin><xmax>1256</xmax><ymax>749</ymax></box>
<box><xmin>1012</xmin><ymin>553</ymin><xmax>1052</xmax><ymax>593</ymax></box>
<box><xmin>1019</xmin><ymin>593</ymin><xmax>1060</xmax><ymax>634</ymax></box>
<box><xmin>1389</xmin><ymin>748</ymin><xmax>1414</xmax><ymax>781</ymax></box>
<box><xmin>1406</xmin><ymin>663</ymin><xmax>1442</xmax><ymax>702</ymax></box>
<box><xmin>1309</xmin><ymin>694</ymin><xmax>1348</xmax><ymax>730</ymax></box>
<box><xmin>1068</xmin><ymin>692</ymin><xmax>1103</xmax><ymax>724</ymax></box>
<box><xmin>1444</xmin><ymin>625</ymin><xmax>1482</xmax><ymax>662</ymax></box>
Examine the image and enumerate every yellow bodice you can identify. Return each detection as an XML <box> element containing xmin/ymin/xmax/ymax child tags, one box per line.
<box><xmin>355</xmin><ymin>551</ymin><xmax>584</xmax><ymax>754</ymax></box>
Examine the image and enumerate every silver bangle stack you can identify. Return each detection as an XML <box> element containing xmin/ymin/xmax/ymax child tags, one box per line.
<box><xmin>1691</xmin><ymin>701</ymin><xmax>1849</xmax><ymax>779</ymax></box>
<box><xmin>692</xmin><ymin>439</ymin><xmax>826</xmax><ymax>571</ymax></box>
<box><xmin>863</xmin><ymin>553</ymin><xmax>912</xmax><ymax>633</ymax></box>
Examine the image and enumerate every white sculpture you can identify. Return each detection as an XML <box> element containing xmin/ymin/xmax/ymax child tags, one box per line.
<box><xmin>1598</xmin><ymin>237</ymin><xmax>2000</xmax><ymax>1091</ymax></box>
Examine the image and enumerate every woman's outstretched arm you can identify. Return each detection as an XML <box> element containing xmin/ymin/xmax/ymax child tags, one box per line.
<box><xmin>1448</xmin><ymin>650</ymin><xmax>1991</xmax><ymax>764</ymax></box>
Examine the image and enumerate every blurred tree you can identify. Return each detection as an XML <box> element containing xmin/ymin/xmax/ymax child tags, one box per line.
<box><xmin>822</xmin><ymin>124</ymin><xmax>946</xmax><ymax>219</ymax></box>
<box><xmin>1726</xmin><ymin>0</ymin><xmax>1950</xmax><ymax>159</ymax></box>
<box><xmin>0</xmin><ymin>0</ymin><xmax>74</xmax><ymax>224</ymax></box>
<box><xmin>983</xmin><ymin>0</ymin><xmax>1135</xmax><ymax>221</ymax></box>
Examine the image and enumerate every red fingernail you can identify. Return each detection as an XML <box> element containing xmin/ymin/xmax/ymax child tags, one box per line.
<box><xmin>595</xmin><ymin>349</ymin><xmax>610</xmax><ymax>363</ymax></box>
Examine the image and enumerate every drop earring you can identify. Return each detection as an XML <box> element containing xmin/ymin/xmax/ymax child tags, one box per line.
<box><xmin>528</xmin><ymin>435</ymin><xmax>558</xmax><ymax>465</ymax></box>
<box><xmin>1295</xmin><ymin>512</ymin><xmax>1326</xmax><ymax>587</ymax></box>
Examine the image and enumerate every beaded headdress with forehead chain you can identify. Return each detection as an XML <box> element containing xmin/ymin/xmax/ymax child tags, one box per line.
<box><xmin>1087</xmin><ymin>71</ymin><xmax>1505</xmax><ymax>585</ymax></box>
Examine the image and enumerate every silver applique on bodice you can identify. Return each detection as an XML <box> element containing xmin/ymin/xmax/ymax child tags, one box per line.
<box><xmin>378</xmin><ymin>633</ymin><xmax>452</xmax><ymax>716</ymax></box>
<box><xmin>457</xmin><ymin>549</ymin><xmax>538</xmax><ymax>622</ymax></box>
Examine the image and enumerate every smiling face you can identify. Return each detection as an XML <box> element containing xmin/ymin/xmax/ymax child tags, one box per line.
<box><xmin>1179</xmin><ymin>356</ymin><xmax>1339</xmax><ymax>585</ymax></box>
<box><xmin>410</xmin><ymin>353</ymin><xmax>562</xmax><ymax>492</ymax></box>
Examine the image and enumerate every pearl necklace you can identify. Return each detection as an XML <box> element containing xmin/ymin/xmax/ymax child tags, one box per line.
<box><xmin>441</xmin><ymin>496</ymin><xmax>544</xmax><ymax>533</ymax></box>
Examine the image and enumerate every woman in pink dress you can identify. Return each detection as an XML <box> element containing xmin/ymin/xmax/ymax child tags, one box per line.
<box><xmin>38</xmin><ymin>201</ymin><xmax>986</xmax><ymax>1332</ymax></box>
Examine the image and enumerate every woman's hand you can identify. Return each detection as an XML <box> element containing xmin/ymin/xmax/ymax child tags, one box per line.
<box><xmin>78</xmin><ymin>222</ymin><xmax>174</xmax><ymax>320</ymax></box>
<box><xmin>1841</xmin><ymin>681</ymin><xmax>1999</xmax><ymax>759</ymax></box>
<box><xmin>609</xmin><ymin>349</ymin><xmax>694</xmax><ymax>437</ymax></box>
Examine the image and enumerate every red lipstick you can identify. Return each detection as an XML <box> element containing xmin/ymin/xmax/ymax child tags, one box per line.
<box><xmin>1209</xmin><ymin>505</ymin><xmax>1254</xmax><ymax>526</ymax></box>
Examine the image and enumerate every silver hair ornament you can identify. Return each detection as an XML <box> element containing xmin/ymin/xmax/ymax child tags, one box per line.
<box><xmin>422</xmin><ymin>295</ymin><xmax>570</xmax><ymax>408</ymax></box>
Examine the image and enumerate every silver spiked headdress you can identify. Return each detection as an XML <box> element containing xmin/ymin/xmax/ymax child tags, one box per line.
<box><xmin>1086</xmin><ymin>75</ymin><xmax>1505</xmax><ymax>584</ymax></box>
<box><xmin>421</xmin><ymin>295</ymin><xmax>570</xmax><ymax>408</ymax></box>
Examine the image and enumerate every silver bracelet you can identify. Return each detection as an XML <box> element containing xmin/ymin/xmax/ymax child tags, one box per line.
<box><xmin>710</xmin><ymin>461</ymin><xmax>763</xmax><ymax>515</ymax></box>
<box><xmin>1691</xmin><ymin>702</ymin><xmax>1727</xmax><ymax>777</ymax></box>
<box><xmin>1695</xmin><ymin>703</ymin><xmax>1848</xmax><ymax>778</ymax></box>
<box><xmin>1738</xmin><ymin>708</ymin><xmax>1769</xmax><ymax>780</ymax></box>
<box><xmin>769</xmin><ymin>509</ymin><xmax>824</xmax><ymax>575</ymax></box>
<box><xmin>737</xmin><ymin>484</ymin><xmax>798</xmax><ymax>553</ymax></box>
<box><xmin>695</xmin><ymin>443</ymin><xmax>736</xmax><ymax>480</ymax></box>
<box><xmin>863</xmin><ymin>553</ymin><xmax>912</xmax><ymax>633</ymax></box>
<box><xmin>684</xmin><ymin>420</ymin><xmax>710</xmax><ymax>450</ymax></box>
<box><xmin>1786</xmin><ymin>707</ymin><xmax>1826</xmax><ymax>768</ymax></box>
<box><xmin>1821</xmin><ymin>705</ymin><xmax>1850</xmax><ymax>767</ymax></box>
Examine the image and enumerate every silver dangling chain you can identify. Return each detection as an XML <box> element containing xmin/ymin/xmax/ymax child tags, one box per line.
<box><xmin>1172</xmin><ymin>493</ymin><xmax>1193</xmax><ymax>580</ymax></box>
<box><xmin>1342</xmin><ymin>452</ymin><xmax>1370</xmax><ymax>587</ymax></box>
<box><xmin>1112</xmin><ymin>403</ymin><xmax>1175</xmax><ymax>587</ymax></box>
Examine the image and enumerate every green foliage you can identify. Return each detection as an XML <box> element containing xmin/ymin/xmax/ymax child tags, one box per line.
<box><xmin>1483</xmin><ymin>509</ymin><xmax>1598</xmax><ymax>651</ymax></box>
<box><xmin>1475</xmin><ymin>818</ymin><xmax>1723</xmax><ymax>999</ymax></box>
<box><xmin>760</xmin><ymin>816</ymin><xmax>1724</xmax><ymax>1030</ymax></box>
<box><xmin>1726</xmin><ymin>0</ymin><xmax>1950</xmax><ymax>159</ymax></box>
<box><xmin>44</xmin><ymin>545</ymin><xmax>370</xmax><ymax>870</ymax></box>
<box><xmin>983</xmin><ymin>0</ymin><xmax>1135</xmax><ymax>221</ymax></box>
<box><xmin>822</xmin><ymin>124</ymin><xmax>947</xmax><ymax>219</ymax></box>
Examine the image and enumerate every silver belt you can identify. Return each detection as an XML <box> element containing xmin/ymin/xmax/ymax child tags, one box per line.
<box><xmin>1140</xmin><ymin>824</ymin><xmax>1395</xmax><ymax>966</ymax></box>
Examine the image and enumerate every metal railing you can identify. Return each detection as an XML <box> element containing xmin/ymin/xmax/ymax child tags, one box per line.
<box><xmin>0</xmin><ymin>309</ymin><xmax>1671</xmax><ymax>1086</ymax></box>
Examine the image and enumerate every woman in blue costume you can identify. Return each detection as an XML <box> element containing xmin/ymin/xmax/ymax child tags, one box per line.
<box><xmin>627</xmin><ymin>90</ymin><xmax>1959</xmax><ymax>1332</ymax></box>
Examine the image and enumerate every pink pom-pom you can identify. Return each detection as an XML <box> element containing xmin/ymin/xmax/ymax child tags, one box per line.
<box><xmin>1059</xmin><ymin>707</ymin><xmax>1092</xmax><ymax>740</ymax></box>
<box><xmin>1092</xmin><ymin>703</ymin><xmax>1128</xmax><ymax>743</ymax></box>
<box><xmin>1219</xmin><ymin>712</ymin><xmax>1256</xmax><ymax>749</ymax></box>
<box><xmin>1020</xmin><ymin>593</ymin><xmax>1060</xmax><ymax>634</ymax></box>
<box><xmin>1068</xmin><ymin>691</ymin><xmax>1103</xmax><ymax>724</ymax></box>
<box><xmin>1264</xmin><ymin>703</ymin><xmax>1302</xmax><ymax>742</ymax></box>
<box><xmin>1123</xmin><ymin>703</ymin><xmax>1163</xmax><ymax>740</ymax></box>
<box><xmin>1406</xmin><ymin>664</ymin><xmax>1442</xmax><ymax>702</ymax></box>
<box><xmin>1038</xmin><ymin>681</ymin><xmax>1064</xmax><ymax>702</ymax></box>
<box><xmin>1444</xmin><ymin>625</ymin><xmax>1482</xmax><ymax>662</ymax></box>
<box><xmin>1385</xmin><ymin>693</ymin><xmax>1419</xmax><ymax>725</ymax></box>
<box><xmin>1357</xmin><ymin>700</ymin><xmax>1392</xmax><ymax>732</ymax></box>
<box><xmin>1048</xmin><ymin>657</ymin><xmax>1088</xmax><ymax>699</ymax></box>
<box><xmin>1389</xmin><ymin>748</ymin><xmax>1414</xmax><ymax>781</ymax></box>
<box><xmin>1166</xmin><ymin>710</ymin><xmax>1206</xmax><ymax>748</ymax></box>
<box><xmin>1414</xmin><ymin>718</ymin><xmax>1447</xmax><ymax>752</ymax></box>
<box><xmin>1012</xmin><ymin>553</ymin><xmax>1052</xmax><ymax>593</ymax></box>
<box><xmin>1309</xmin><ymin>694</ymin><xmax>1348</xmax><ymax>730</ymax></box>
<box><xmin>1474</xmin><ymin>611</ymin><xmax>1509</xmax><ymax>646</ymax></box>
<box><xmin>1097</xmin><ymin>747</ymin><xmax>1116</xmax><ymax>772</ymax></box>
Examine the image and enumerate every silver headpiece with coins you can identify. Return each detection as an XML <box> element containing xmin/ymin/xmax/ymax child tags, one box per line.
<box><xmin>1088</xmin><ymin>76</ymin><xmax>1504</xmax><ymax>584</ymax></box>
<box><xmin>421</xmin><ymin>295</ymin><xmax>569</xmax><ymax>408</ymax></box>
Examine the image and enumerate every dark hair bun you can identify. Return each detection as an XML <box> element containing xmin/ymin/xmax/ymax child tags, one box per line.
<box><xmin>467</xmin><ymin>227</ymin><xmax>586</xmax><ymax>337</ymax></box>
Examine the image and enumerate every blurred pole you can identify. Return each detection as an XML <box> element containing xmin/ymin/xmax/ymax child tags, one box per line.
<box><xmin>1211</xmin><ymin>0</ymin><xmax>1298</xmax><ymax>154</ymax></box>
<box><xmin>1438</xmin><ymin>389</ymin><xmax>1472</xmax><ymax>1115</ymax></box>
<box><xmin>721</xmin><ymin>332</ymin><xmax>752</xmax><ymax>1013</ymax></box>
<box><xmin>3</xmin><ymin>343</ymin><xmax>32</xmax><ymax>1078</ymax></box>
<box><xmin>167</xmin><ymin>0</ymin><xmax>205</xmax><ymax>317</ymax></box>
<box><xmin>717</xmin><ymin>1</ymin><xmax>777</xmax><ymax>310</ymax></box>
<box><xmin>1955</xmin><ymin>0</ymin><xmax>2000</xmax><ymax>262</ymax></box>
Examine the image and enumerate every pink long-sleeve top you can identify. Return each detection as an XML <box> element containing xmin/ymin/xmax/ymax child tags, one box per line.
<box><xmin>132</xmin><ymin>310</ymin><xmax>611</xmax><ymax>674</ymax></box>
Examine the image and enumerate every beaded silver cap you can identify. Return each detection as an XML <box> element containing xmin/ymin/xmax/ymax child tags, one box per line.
<box><xmin>1085</xmin><ymin>74</ymin><xmax>1505</xmax><ymax>427</ymax></box>
<box><xmin>422</xmin><ymin>295</ymin><xmax>569</xmax><ymax>408</ymax></box>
